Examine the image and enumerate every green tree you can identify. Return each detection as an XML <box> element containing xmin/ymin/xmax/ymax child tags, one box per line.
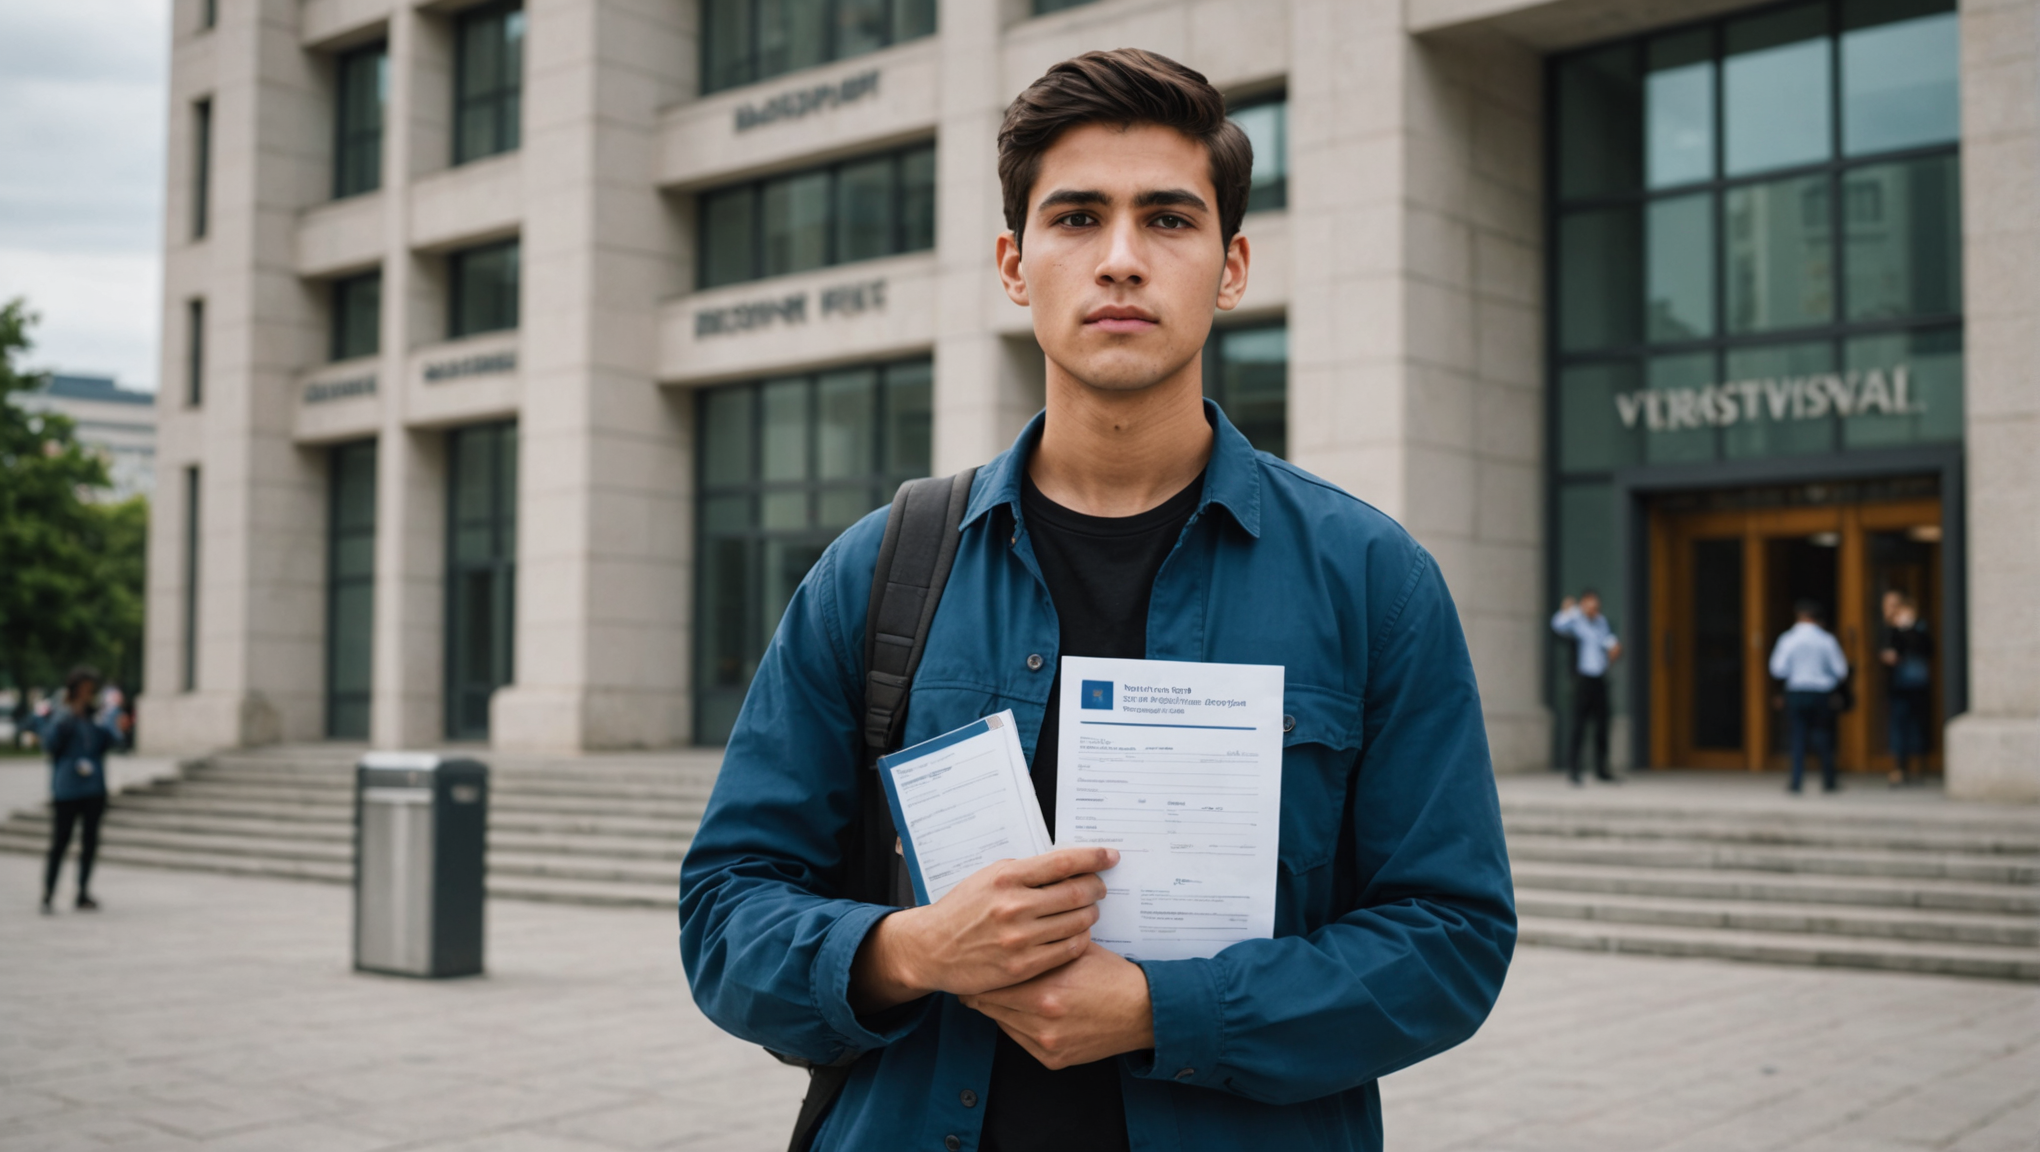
<box><xmin>0</xmin><ymin>298</ymin><xmax>149</xmax><ymax>696</ymax></box>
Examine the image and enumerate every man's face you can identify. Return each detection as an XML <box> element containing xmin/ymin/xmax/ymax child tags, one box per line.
<box><xmin>998</xmin><ymin>122</ymin><xmax>1249</xmax><ymax>393</ymax></box>
<box><xmin>1580</xmin><ymin>594</ymin><xmax>1601</xmax><ymax>619</ymax></box>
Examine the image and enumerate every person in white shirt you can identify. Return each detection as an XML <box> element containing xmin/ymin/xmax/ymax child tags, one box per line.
<box><xmin>1768</xmin><ymin>601</ymin><xmax>1849</xmax><ymax>793</ymax></box>
<box><xmin>1551</xmin><ymin>590</ymin><xmax>1621</xmax><ymax>785</ymax></box>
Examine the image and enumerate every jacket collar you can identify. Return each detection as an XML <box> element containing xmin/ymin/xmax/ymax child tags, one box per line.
<box><xmin>962</xmin><ymin>398</ymin><xmax>1263</xmax><ymax>539</ymax></box>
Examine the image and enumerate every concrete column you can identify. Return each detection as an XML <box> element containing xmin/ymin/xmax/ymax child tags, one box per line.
<box><xmin>1946</xmin><ymin>0</ymin><xmax>2040</xmax><ymax>802</ymax></box>
<box><xmin>489</xmin><ymin>0</ymin><xmax>692</xmax><ymax>750</ymax></box>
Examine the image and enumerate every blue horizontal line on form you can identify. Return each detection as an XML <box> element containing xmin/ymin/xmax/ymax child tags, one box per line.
<box><xmin>1079</xmin><ymin>721</ymin><xmax>1256</xmax><ymax>731</ymax></box>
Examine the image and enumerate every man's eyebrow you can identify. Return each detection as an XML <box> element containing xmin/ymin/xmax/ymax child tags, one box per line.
<box><xmin>1133</xmin><ymin>188</ymin><xmax>1208</xmax><ymax>211</ymax></box>
<box><xmin>1036</xmin><ymin>188</ymin><xmax>1109</xmax><ymax>212</ymax></box>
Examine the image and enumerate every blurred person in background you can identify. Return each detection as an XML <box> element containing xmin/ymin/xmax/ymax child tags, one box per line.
<box><xmin>42</xmin><ymin>666</ymin><xmax>120</xmax><ymax>913</ymax></box>
<box><xmin>1770</xmin><ymin>603</ymin><xmax>1849</xmax><ymax>795</ymax></box>
<box><xmin>1879</xmin><ymin>591</ymin><xmax>1932</xmax><ymax>788</ymax></box>
<box><xmin>1552</xmin><ymin>589</ymin><xmax>1622</xmax><ymax>785</ymax></box>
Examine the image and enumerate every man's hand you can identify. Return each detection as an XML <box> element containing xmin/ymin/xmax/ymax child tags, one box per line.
<box><xmin>1559</xmin><ymin>596</ymin><xmax>1577</xmax><ymax>613</ymax></box>
<box><xmin>1607</xmin><ymin>640</ymin><xmax>1623</xmax><ymax>663</ymax></box>
<box><xmin>849</xmin><ymin>847</ymin><xmax>1116</xmax><ymax>1014</ymax></box>
<box><xmin>961</xmin><ymin>942</ymin><xmax>1154</xmax><ymax>1069</ymax></box>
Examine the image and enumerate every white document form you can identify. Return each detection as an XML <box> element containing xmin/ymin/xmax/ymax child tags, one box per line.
<box><xmin>1055</xmin><ymin>657</ymin><xmax>1285</xmax><ymax>962</ymax></box>
<box><xmin>878</xmin><ymin>710</ymin><xmax>1052</xmax><ymax>905</ymax></box>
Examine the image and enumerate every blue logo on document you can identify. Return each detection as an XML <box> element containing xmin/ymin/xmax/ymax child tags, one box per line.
<box><xmin>1081</xmin><ymin>681</ymin><xmax>1113</xmax><ymax>710</ymax></box>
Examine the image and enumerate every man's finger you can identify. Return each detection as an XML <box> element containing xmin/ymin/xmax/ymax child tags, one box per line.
<box><xmin>1003</xmin><ymin>846</ymin><xmax>1119</xmax><ymax>889</ymax></box>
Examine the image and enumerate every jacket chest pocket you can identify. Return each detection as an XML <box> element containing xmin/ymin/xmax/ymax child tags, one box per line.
<box><xmin>1277</xmin><ymin>683</ymin><xmax>1363</xmax><ymax>876</ymax></box>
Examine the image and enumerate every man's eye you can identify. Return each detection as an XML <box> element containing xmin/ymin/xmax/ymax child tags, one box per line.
<box><xmin>1153</xmin><ymin>214</ymin><xmax>1191</xmax><ymax>229</ymax></box>
<box><xmin>1057</xmin><ymin>212</ymin><xmax>1096</xmax><ymax>228</ymax></box>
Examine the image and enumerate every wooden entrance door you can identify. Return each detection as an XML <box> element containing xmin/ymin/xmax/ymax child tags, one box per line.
<box><xmin>1650</xmin><ymin>497</ymin><xmax>1942</xmax><ymax>772</ymax></box>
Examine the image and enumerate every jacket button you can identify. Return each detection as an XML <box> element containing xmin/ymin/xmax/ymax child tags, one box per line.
<box><xmin>1174</xmin><ymin>1067</ymin><xmax>1196</xmax><ymax>1080</ymax></box>
<box><xmin>960</xmin><ymin>1089</ymin><xmax>978</xmax><ymax>1107</ymax></box>
<box><xmin>944</xmin><ymin>1136</ymin><xmax>962</xmax><ymax>1151</ymax></box>
<box><xmin>1282</xmin><ymin>715</ymin><xmax>1296</xmax><ymax>733</ymax></box>
<box><xmin>1026</xmin><ymin>653</ymin><xmax>1045</xmax><ymax>671</ymax></box>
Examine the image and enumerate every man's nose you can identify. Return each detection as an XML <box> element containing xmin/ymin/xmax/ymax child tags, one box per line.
<box><xmin>1095</xmin><ymin>217</ymin><xmax>1147</xmax><ymax>284</ymax></box>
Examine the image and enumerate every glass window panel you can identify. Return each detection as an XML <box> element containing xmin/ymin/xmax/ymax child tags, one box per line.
<box><xmin>883</xmin><ymin>360</ymin><xmax>933</xmax><ymax>474</ymax></box>
<box><xmin>1558</xmin><ymin>206</ymin><xmax>1642</xmax><ymax>352</ymax></box>
<box><xmin>1211</xmin><ymin>326</ymin><xmax>1287</xmax><ymax>458</ymax></box>
<box><xmin>1644</xmin><ymin>351</ymin><xmax>1718</xmax><ymax>464</ymax></box>
<box><xmin>1558</xmin><ymin>360</ymin><xmax>1643</xmax><ymax>473</ymax></box>
<box><xmin>334</xmin><ymin>535</ymin><xmax>377</xmax><ymax>580</ymax></box>
<box><xmin>703</xmin><ymin>0</ymin><xmax>752</xmax><ymax>93</ymax></box>
<box><xmin>702</xmin><ymin>388</ymin><xmax>754</xmax><ymax>487</ymax></box>
<box><xmin>701</xmin><ymin>187</ymin><xmax>758</xmax><ymax>289</ymax></box>
<box><xmin>1556</xmin><ymin>481</ymin><xmax>1624</xmax><ymax>715</ymax></box>
<box><xmin>335</xmin><ymin>445</ymin><xmax>378</xmax><ymax>530</ymax></box>
<box><xmin>1724</xmin><ymin>4</ymin><xmax>1832</xmax><ymax>176</ymax></box>
<box><xmin>837</xmin><ymin>0</ymin><xmax>889</xmax><ymax>59</ymax></box>
<box><xmin>761</xmin><ymin>490</ymin><xmax>808</xmax><ymax>529</ymax></box>
<box><xmin>1841</xmin><ymin>1</ymin><xmax>1958</xmax><ymax>155</ymax></box>
<box><xmin>762</xmin><ymin>170</ymin><xmax>831</xmax><ymax>277</ymax></box>
<box><xmin>1233</xmin><ymin>100</ymin><xmax>1287</xmax><ymax>212</ymax></box>
<box><xmin>330</xmin><ymin>584</ymin><xmax>374</xmax><ymax>694</ymax></box>
<box><xmin>1722</xmin><ymin>340</ymin><xmax>1837</xmax><ymax>458</ymax></box>
<box><xmin>761</xmin><ymin>377</ymin><xmax>810</xmax><ymax>481</ymax></box>
<box><xmin>1556</xmin><ymin>44</ymin><xmax>1642</xmax><ymax>199</ymax></box>
<box><xmin>1725</xmin><ymin>174</ymin><xmax>1832</xmax><ymax>333</ymax></box>
<box><xmin>898</xmin><ymin>146</ymin><xmax>937</xmax><ymax>253</ymax></box>
<box><xmin>1843</xmin><ymin>155</ymin><xmax>1960</xmax><ymax>322</ymax></box>
<box><xmin>893</xmin><ymin>0</ymin><xmax>937</xmax><ymax>41</ymax></box>
<box><xmin>332</xmin><ymin>272</ymin><xmax>381</xmax><ymax>361</ymax></box>
<box><xmin>817</xmin><ymin>369</ymin><xmax>876</xmax><ymax>479</ymax></box>
<box><xmin>835</xmin><ymin>157</ymin><xmax>896</xmax><ymax>264</ymax></box>
<box><xmin>1842</xmin><ymin>326</ymin><xmax>1961</xmax><ymax>448</ymax></box>
<box><xmin>757</xmin><ymin>0</ymin><xmax>827</xmax><ymax>81</ymax></box>
<box><xmin>334</xmin><ymin>46</ymin><xmax>386</xmax><ymax>198</ymax></box>
<box><xmin>703</xmin><ymin>493</ymin><xmax>752</xmax><ymax>534</ymax></box>
<box><xmin>698</xmin><ymin>536</ymin><xmax>755</xmax><ymax>689</ymax></box>
<box><xmin>455</xmin><ymin>433</ymin><xmax>494</xmax><ymax>522</ymax></box>
<box><xmin>1647</xmin><ymin>194</ymin><xmax>1714</xmax><ymax>342</ymax></box>
<box><xmin>819</xmin><ymin>487</ymin><xmax>876</xmax><ymax>528</ymax></box>
<box><xmin>1646</xmin><ymin>31</ymin><xmax>1714</xmax><ymax>188</ymax></box>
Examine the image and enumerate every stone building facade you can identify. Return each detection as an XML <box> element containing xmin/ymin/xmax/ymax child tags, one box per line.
<box><xmin>144</xmin><ymin>0</ymin><xmax>2038</xmax><ymax>801</ymax></box>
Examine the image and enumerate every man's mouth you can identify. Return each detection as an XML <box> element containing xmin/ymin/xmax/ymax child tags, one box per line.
<box><xmin>1084</xmin><ymin>306</ymin><xmax>1158</xmax><ymax>334</ymax></box>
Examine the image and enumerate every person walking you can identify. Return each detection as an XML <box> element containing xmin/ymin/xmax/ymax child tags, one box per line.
<box><xmin>1879</xmin><ymin>591</ymin><xmax>1932</xmax><ymax>787</ymax></box>
<box><xmin>1769</xmin><ymin>603</ymin><xmax>1849</xmax><ymax>794</ymax></box>
<box><xmin>41</xmin><ymin>666</ymin><xmax>119</xmax><ymax>913</ymax></box>
<box><xmin>1551</xmin><ymin>590</ymin><xmax>1621</xmax><ymax>785</ymax></box>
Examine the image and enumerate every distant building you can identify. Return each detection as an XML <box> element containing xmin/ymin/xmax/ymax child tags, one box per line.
<box><xmin>13</xmin><ymin>374</ymin><xmax>157</xmax><ymax>501</ymax></box>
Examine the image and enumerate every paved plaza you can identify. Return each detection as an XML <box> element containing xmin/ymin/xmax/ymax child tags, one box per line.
<box><xmin>1</xmin><ymin>856</ymin><xmax>2034</xmax><ymax>1152</ymax></box>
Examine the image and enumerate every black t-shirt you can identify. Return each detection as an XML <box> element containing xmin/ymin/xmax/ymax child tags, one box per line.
<box><xmin>980</xmin><ymin>467</ymin><xmax>1203</xmax><ymax>1152</ymax></box>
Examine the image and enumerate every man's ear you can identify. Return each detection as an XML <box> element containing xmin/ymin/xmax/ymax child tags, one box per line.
<box><xmin>996</xmin><ymin>230</ymin><xmax>1029</xmax><ymax>307</ymax></box>
<box><xmin>1214</xmin><ymin>232</ymin><xmax>1252</xmax><ymax>312</ymax></box>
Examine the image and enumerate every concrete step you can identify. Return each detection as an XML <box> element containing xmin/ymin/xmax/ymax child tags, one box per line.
<box><xmin>1499</xmin><ymin>794</ymin><xmax>2040</xmax><ymax>838</ymax></box>
<box><xmin>0</xmin><ymin>822</ymin><xmax>350</xmax><ymax>866</ymax></box>
<box><xmin>484</xmin><ymin>873</ymin><xmax>675</xmax><ymax>909</ymax></box>
<box><xmin>1507</xmin><ymin>834</ymin><xmax>2039</xmax><ymax>884</ymax></box>
<box><xmin>1515</xmin><ymin>915</ymin><xmax>2040</xmax><ymax>982</ymax></box>
<box><xmin>186</xmin><ymin>767</ymin><xmax>720</xmax><ymax>803</ymax></box>
<box><xmin>0</xmin><ymin>816</ymin><xmax>692</xmax><ymax>868</ymax></box>
<box><xmin>105</xmin><ymin>787</ymin><xmax>711</xmax><ymax>824</ymax></box>
<box><xmin>1515</xmin><ymin>890</ymin><xmax>2040</xmax><ymax>947</ymax></box>
<box><xmin>11</xmin><ymin>806</ymin><xmax>697</xmax><ymax>847</ymax></box>
<box><xmin>1502</xmin><ymin>813</ymin><xmax>2040</xmax><ymax>855</ymax></box>
<box><xmin>1511</xmin><ymin>861</ymin><xmax>2040</xmax><ymax>916</ymax></box>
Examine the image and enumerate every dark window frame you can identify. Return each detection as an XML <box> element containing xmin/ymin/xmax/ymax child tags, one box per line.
<box><xmin>701</xmin><ymin>0</ymin><xmax>938</xmax><ymax>96</ymax></box>
<box><xmin>1031</xmin><ymin>0</ymin><xmax>1099</xmax><ymax>15</ymax></box>
<box><xmin>182</xmin><ymin>466</ymin><xmax>201</xmax><ymax>693</ymax></box>
<box><xmin>186</xmin><ymin>298</ymin><xmax>204</xmax><ymax>406</ymax></box>
<box><xmin>1228</xmin><ymin>90</ymin><xmax>1288</xmax><ymax>214</ymax></box>
<box><xmin>696</xmin><ymin>141</ymin><xmax>936</xmax><ymax>290</ymax></box>
<box><xmin>326</xmin><ymin>439</ymin><xmax>378</xmax><ymax>740</ymax></box>
<box><xmin>445</xmin><ymin>422</ymin><xmax>517</xmax><ymax>741</ymax></box>
<box><xmin>192</xmin><ymin>98</ymin><xmax>212</xmax><ymax>239</ymax></box>
<box><xmin>447</xmin><ymin>239</ymin><xmax>520</xmax><ymax>339</ymax></box>
<box><xmin>452</xmin><ymin>0</ymin><xmax>524</xmax><ymax>166</ymax></box>
<box><xmin>333</xmin><ymin>41</ymin><xmax>388</xmax><ymax>199</ymax></box>
<box><xmin>202</xmin><ymin>0</ymin><xmax>216</xmax><ymax>31</ymax></box>
<box><xmin>1203</xmin><ymin>319</ymin><xmax>1289</xmax><ymax>459</ymax></box>
<box><xmin>331</xmin><ymin>270</ymin><xmax>382</xmax><ymax>362</ymax></box>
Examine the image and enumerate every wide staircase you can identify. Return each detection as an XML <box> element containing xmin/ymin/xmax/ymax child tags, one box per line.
<box><xmin>1500</xmin><ymin>774</ymin><xmax>2040</xmax><ymax>982</ymax></box>
<box><xmin>0</xmin><ymin>745</ymin><xmax>718</xmax><ymax>908</ymax></box>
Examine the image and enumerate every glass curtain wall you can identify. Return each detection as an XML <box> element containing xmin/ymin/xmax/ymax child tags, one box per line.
<box><xmin>454</xmin><ymin>1</ymin><xmax>524</xmax><ymax>164</ymax></box>
<box><xmin>1548</xmin><ymin>0</ymin><xmax>1962</xmax><ymax>751</ymax></box>
<box><xmin>327</xmin><ymin>441</ymin><xmax>377</xmax><ymax>739</ymax></box>
<box><xmin>446</xmin><ymin>423</ymin><xmax>517</xmax><ymax>740</ymax></box>
<box><xmin>333</xmin><ymin>42</ymin><xmax>387</xmax><ymax>198</ymax></box>
<box><xmin>699</xmin><ymin>143</ymin><xmax>936</xmax><ymax>289</ymax></box>
<box><xmin>702</xmin><ymin>0</ymin><xmax>936</xmax><ymax>95</ymax></box>
<box><xmin>1204</xmin><ymin>323</ymin><xmax>1288</xmax><ymax>458</ymax></box>
<box><xmin>695</xmin><ymin>359</ymin><xmax>933</xmax><ymax>742</ymax></box>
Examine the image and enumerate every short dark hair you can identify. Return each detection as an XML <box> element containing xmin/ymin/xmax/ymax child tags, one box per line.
<box><xmin>1578</xmin><ymin>588</ymin><xmax>1601</xmax><ymax>600</ymax></box>
<box><xmin>997</xmin><ymin>48</ymin><xmax>1253</xmax><ymax>251</ymax></box>
<box><xmin>64</xmin><ymin>666</ymin><xmax>102</xmax><ymax>699</ymax></box>
<box><xmin>1795</xmin><ymin>599</ymin><xmax>1824</xmax><ymax>622</ymax></box>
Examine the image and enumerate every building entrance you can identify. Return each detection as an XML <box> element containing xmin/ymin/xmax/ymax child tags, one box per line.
<box><xmin>1649</xmin><ymin>484</ymin><xmax>1941</xmax><ymax>774</ymax></box>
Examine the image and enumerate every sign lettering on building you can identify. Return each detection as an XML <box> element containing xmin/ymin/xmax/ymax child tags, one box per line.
<box><xmin>304</xmin><ymin>374</ymin><xmax>376</xmax><ymax>404</ymax></box>
<box><xmin>1614</xmin><ymin>365</ymin><xmax>1920</xmax><ymax>432</ymax></box>
<box><xmin>694</xmin><ymin>278</ymin><xmax>887</xmax><ymax>337</ymax></box>
<box><xmin>734</xmin><ymin>70</ymin><xmax>880</xmax><ymax>132</ymax></box>
<box><xmin>423</xmin><ymin>351</ymin><xmax>517</xmax><ymax>381</ymax></box>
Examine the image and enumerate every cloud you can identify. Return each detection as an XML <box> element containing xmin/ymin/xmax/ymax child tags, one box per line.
<box><xmin>0</xmin><ymin>0</ymin><xmax>168</xmax><ymax>390</ymax></box>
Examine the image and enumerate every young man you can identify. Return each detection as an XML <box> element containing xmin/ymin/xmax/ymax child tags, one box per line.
<box><xmin>681</xmin><ymin>49</ymin><xmax>1515</xmax><ymax>1152</ymax></box>
<box><xmin>1770</xmin><ymin>601</ymin><xmax>1850</xmax><ymax>793</ymax></box>
<box><xmin>1550</xmin><ymin>590</ymin><xmax>1621</xmax><ymax>784</ymax></box>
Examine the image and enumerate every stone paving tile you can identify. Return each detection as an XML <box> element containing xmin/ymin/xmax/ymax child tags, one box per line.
<box><xmin>3</xmin><ymin>857</ymin><xmax>2035</xmax><ymax>1152</ymax></box>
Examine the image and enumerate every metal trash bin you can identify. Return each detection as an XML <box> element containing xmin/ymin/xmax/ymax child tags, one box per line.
<box><xmin>354</xmin><ymin>752</ymin><xmax>488</xmax><ymax>978</ymax></box>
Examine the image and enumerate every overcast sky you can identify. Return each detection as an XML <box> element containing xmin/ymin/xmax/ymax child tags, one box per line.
<box><xmin>0</xmin><ymin>1</ymin><xmax>169</xmax><ymax>393</ymax></box>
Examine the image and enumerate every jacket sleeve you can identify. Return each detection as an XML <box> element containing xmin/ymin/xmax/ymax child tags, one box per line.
<box><xmin>1130</xmin><ymin>548</ymin><xmax>1517</xmax><ymax>1105</ymax></box>
<box><xmin>678</xmin><ymin>520</ymin><xmax>931</xmax><ymax>1065</ymax></box>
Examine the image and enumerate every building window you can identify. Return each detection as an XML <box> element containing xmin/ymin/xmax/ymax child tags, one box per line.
<box><xmin>182</xmin><ymin>466</ymin><xmax>201</xmax><ymax>692</ymax></box>
<box><xmin>446</xmin><ymin>422</ymin><xmax>517</xmax><ymax>740</ymax></box>
<box><xmin>448</xmin><ymin>239</ymin><xmax>519</xmax><ymax>338</ymax></box>
<box><xmin>454</xmin><ymin>1</ymin><xmax>524</xmax><ymax>165</ymax></box>
<box><xmin>694</xmin><ymin>358</ymin><xmax>932</xmax><ymax>742</ymax></box>
<box><xmin>202</xmin><ymin>0</ymin><xmax>216</xmax><ymax>31</ymax></box>
<box><xmin>1230</xmin><ymin>94</ymin><xmax>1287</xmax><ymax>213</ymax></box>
<box><xmin>334</xmin><ymin>43</ymin><xmax>387</xmax><ymax>198</ymax></box>
<box><xmin>192</xmin><ymin>98</ymin><xmax>212</xmax><ymax>239</ymax></box>
<box><xmin>1032</xmin><ymin>0</ymin><xmax>1097</xmax><ymax>14</ymax></box>
<box><xmin>702</xmin><ymin>0</ymin><xmax>937</xmax><ymax>96</ymax></box>
<box><xmin>186</xmin><ymin>299</ymin><xmax>204</xmax><ymax>405</ymax></box>
<box><xmin>331</xmin><ymin>271</ymin><xmax>380</xmax><ymax>361</ymax></box>
<box><xmin>328</xmin><ymin>440</ymin><xmax>377</xmax><ymax>740</ymax></box>
<box><xmin>698</xmin><ymin>143</ymin><xmax>935</xmax><ymax>289</ymax></box>
<box><xmin>1205</xmin><ymin>323</ymin><xmax>1286</xmax><ymax>458</ymax></box>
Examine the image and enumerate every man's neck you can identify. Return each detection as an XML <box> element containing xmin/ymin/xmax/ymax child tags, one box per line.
<box><xmin>1027</xmin><ymin>359</ymin><xmax>1213</xmax><ymax>518</ymax></box>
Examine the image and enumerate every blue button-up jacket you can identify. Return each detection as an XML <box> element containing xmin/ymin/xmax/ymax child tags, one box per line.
<box><xmin>680</xmin><ymin>403</ymin><xmax>1516</xmax><ymax>1152</ymax></box>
